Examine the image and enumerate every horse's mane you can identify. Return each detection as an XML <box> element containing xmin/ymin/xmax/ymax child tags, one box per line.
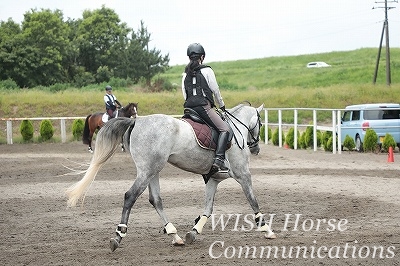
<box><xmin>124</xmin><ymin>102</ymin><xmax>138</xmax><ymax>111</ymax></box>
<box><xmin>230</xmin><ymin>101</ymin><xmax>251</xmax><ymax>114</ymax></box>
<box><xmin>125</xmin><ymin>102</ymin><xmax>135</xmax><ymax>108</ymax></box>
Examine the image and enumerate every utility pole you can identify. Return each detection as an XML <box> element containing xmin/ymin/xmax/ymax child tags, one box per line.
<box><xmin>373</xmin><ymin>0</ymin><xmax>397</xmax><ymax>85</ymax></box>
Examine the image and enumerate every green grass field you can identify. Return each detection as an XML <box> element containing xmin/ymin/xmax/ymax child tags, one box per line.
<box><xmin>1</xmin><ymin>47</ymin><xmax>400</xmax><ymax>119</ymax></box>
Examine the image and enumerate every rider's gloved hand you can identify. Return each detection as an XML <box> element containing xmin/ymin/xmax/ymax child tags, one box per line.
<box><xmin>220</xmin><ymin>106</ymin><xmax>226</xmax><ymax>112</ymax></box>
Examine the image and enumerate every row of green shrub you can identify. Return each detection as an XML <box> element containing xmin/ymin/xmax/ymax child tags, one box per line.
<box><xmin>360</xmin><ymin>129</ymin><xmax>396</xmax><ymax>152</ymax></box>
<box><xmin>16</xmin><ymin>118</ymin><xmax>398</xmax><ymax>152</ymax></box>
<box><xmin>19</xmin><ymin>118</ymin><xmax>84</xmax><ymax>142</ymax></box>
<box><xmin>260</xmin><ymin>125</ymin><xmax>397</xmax><ymax>153</ymax></box>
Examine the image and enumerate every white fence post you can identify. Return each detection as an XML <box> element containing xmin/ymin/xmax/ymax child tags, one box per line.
<box><xmin>337</xmin><ymin>110</ymin><xmax>342</xmax><ymax>154</ymax></box>
<box><xmin>6</xmin><ymin>120</ymin><xmax>13</xmax><ymax>144</ymax></box>
<box><xmin>278</xmin><ymin>109</ymin><xmax>282</xmax><ymax>147</ymax></box>
<box><xmin>264</xmin><ymin>109</ymin><xmax>268</xmax><ymax>143</ymax></box>
<box><xmin>332</xmin><ymin>110</ymin><xmax>337</xmax><ymax>154</ymax></box>
<box><xmin>294</xmin><ymin>109</ymin><xmax>298</xmax><ymax>150</ymax></box>
<box><xmin>313</xmin><ymin>110</ymin><xmax>317</xmax><ymax>151</ymax></box>
<box><xmin>61</xmin><ymin>119</ymin><xmax>66</xmax><ymax>143</ymax></box>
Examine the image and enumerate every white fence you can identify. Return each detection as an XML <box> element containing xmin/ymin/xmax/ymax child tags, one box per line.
<box><xmin>1</xmin><ymin>108</ymin><xmax>343</xmax><ymax>154</ymax></box>
<box><xmin>1</xmin><ymin>117</ymin><xmax>86</xmax><ymax>144</ymax></box>
<box><xmin>5</xmin><ymin>107</ymin><xmax>400</xmax><ymax>154</ymax></box>
<box><xmin>263</xmin><ymin>108</ymin><xmax>342</xmax><ymax>154</ymax></box>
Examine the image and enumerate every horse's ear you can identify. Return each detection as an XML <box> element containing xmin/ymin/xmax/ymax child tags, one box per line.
<box><xmin>257</xmin><ymin>104</ymin><xmax>264</xmax><ymax>113</ymax></box>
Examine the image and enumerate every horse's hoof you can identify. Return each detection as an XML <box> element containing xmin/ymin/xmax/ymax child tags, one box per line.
<box><xmin>265</xmin><ymin>232</ymin><xmax>277</xmax><ymax>239</ymax></box>
<box><xmin>185</xmin><ymin>231</ymin><xmax>196</xmax><ymax>244</ymax></box>
<box><xmin>173</xmin><ymin>238</ymin><xmax>185</xmax><ymax>246</ymax></box>
<box><xmin>170</xmin><ymin>233</ymin><xmax>185</xmax><ymax>246</ymax></box>
<box><xmin>88</xmin><ymin>148</ymin><xmax>93</xmax><ymax>154</ymax></box>
<box><xmin>110</xmin><ymin>238</ymin><xmax>120</xmax><ymax>252</ymax></box>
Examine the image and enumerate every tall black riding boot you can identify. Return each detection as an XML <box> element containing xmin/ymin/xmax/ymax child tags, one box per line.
<box><xmin>212</xmin><ymin>131</ymin><xmax>230</xmax><ymax>173</ymax></box>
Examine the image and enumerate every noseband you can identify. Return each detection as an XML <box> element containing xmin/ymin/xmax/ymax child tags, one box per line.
<box><xmin>247</xmin><ymin>111</ymin><xmax>262</xmax><ymax>149</ymax></box>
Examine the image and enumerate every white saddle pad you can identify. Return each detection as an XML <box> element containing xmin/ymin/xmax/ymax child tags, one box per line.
<box><xmin>102</xmin><ymin>110</ymin><xmax>119</xmax><ymax>123</ymax></box>
<box><xmin>102</xmin><ymin>113</ymin><xmax>108</xmax><ymax>123</ymax></box>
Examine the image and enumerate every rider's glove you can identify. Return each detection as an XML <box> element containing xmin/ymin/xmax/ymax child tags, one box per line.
<box><xmin>220</xmin><ymin>106</ymin><xmax>226</xmax><ymax>112</ymax></box>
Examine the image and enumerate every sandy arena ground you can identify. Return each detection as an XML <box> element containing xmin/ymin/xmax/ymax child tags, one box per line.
<box><xmin>0</xmin><ymin>142</ymin><xmax>399</xmax><ymax>265</ymax></box>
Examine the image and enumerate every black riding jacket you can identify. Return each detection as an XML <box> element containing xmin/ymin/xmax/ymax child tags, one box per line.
<box><xmin>184</xmin><ymin>65</ymin><xmax>216</xmax><ymax>108</ymax></box>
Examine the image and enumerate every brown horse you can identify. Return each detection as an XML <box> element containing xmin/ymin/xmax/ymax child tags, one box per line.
<box><xmin>82</xmin><ymin>102</ymin><xmax>138</xmax><ymax>152</ymax></box>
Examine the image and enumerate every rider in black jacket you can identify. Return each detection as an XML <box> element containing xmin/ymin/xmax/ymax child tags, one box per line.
<box><xmin>182</xmin><ymin>43</ymin><xmax>230</xmax><ymax>173</ymax></box>
<box><xmin>104</xmin><ymin>85</ymin><xmax>122</xmax><ymax>119</ymax></box>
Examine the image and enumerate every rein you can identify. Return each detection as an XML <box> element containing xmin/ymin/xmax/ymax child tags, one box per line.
<box><xmin>224</xmin><ymin>109</ymin><xmax>261</xmax><ymax>150</ymax></box>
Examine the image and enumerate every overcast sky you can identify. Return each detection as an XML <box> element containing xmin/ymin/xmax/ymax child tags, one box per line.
<box><xmin>1</xmin><ymin>0</ymin><xmax>399</xmax><ymax>65</ymax></box>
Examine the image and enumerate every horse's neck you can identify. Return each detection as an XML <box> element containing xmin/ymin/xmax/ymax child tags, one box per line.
<box><xmin>120</xmin><ymin>109</ymin><xmax>128</xmax><ymax>117</ymax></box>
<box><xmin>229</xmin><ymin>109</ymin><xmax>253</xmax><ymax>132</ymax></box>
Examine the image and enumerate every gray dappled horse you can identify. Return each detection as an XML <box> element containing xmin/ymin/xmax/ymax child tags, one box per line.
<box><xmin>66</xmin><ymin>103</ymin><xmax>276</xmax><ymax>252</ymax></box>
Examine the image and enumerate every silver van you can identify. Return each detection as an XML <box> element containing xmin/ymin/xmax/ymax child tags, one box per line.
<box><xmin>341</xmin><ymin>103</ymin><xmax>400</xmax><ymax>151</ymax></box>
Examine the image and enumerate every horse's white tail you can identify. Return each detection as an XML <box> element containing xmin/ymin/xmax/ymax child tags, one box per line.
<box><xmin>66</xmin><ymin>117</ymin><xmax>136</xmax><ymax>207</ymax></box>
<box><xmin>66</xmin><ymin>162</ymin><xmax>102</xmax><ymax>207</ymax></box>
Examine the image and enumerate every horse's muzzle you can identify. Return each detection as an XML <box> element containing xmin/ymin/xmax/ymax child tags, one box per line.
<box><xmin>249</xmin><ymin>143</ymin><xmax>260</xmax><ymax>155</ymax></box>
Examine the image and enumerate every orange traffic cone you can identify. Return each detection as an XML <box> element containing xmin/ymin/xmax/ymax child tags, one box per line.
<box><xmin>388</xmin><ymin>146</ymin><xmax>394</xmax><ymax>163</ymax></box>
<box><xmin>284</xmin><ymin>143</ymin><xmax>289</xmax><ymax>149</ymax></box>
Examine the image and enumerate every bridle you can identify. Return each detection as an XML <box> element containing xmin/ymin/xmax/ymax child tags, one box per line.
<box><xmin>224</xmin><ymin>108</ymin><xmax>262</xmax><ymax>150</ymax></box>
<box><xmin>247</xmin><ymin>111</ymin><xmax>262</xmax><ymax>149</ymax></box>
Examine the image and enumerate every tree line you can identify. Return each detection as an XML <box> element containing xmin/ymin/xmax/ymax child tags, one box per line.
<box><xmin>0</xmin><ymin>5</ymin><xmax>169</xmax><ymax>88</ymax></box>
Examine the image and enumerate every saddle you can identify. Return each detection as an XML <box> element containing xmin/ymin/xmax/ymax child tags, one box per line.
<box><xmin>102</xmin><ymin>110</ymin><xmax>119</xmax><ymax>123</ymax></box>
<box><xmin>181</xmin><ymin>108</ymin><xmax>232</xmax><ymax>151</ymax></box>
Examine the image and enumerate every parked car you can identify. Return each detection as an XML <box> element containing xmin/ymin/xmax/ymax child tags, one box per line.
<box><xmin>340</xmin><ymin>103</ymin><xmax>400</xmax><ymax>152</ymax></box>
<box><xmin>307</xmin><ymin>62</ymin><xmax>331</xmax><ymax>68</ymax></box>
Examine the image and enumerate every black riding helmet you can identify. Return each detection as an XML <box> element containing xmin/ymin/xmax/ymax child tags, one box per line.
<box><xmin>187</xmin><ymin>43</ymin><xmax>205</xmax><ymax>59</ymax></box>
<box><xmin>105</xmin><ymin>85</ymin><xmax>112</xmax><ymax>91</ymax></box>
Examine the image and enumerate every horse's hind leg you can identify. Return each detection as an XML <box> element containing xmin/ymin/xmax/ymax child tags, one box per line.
<box><xmin>88</xmin><ymin>136</ymin><xmax>93</xmax><ymax>153</ymax></box>
<box><xmin>148</xmin><ymin>175</ymin><xmax>184</xmax><ymax>246</ymax></box>
<box><xmin>110</xmin><ymin>174</ymin><xmax>153</xmax><ymax>252</ymax></box>
<box><xmin>87</xmin><ymin>126</ymin><xmax>95</xmax><ymax>153</ymax></box>
<box><xmin>185</xmin><ymin>177</ymin><xmax>220</xmax><ymax>244</ymax></box>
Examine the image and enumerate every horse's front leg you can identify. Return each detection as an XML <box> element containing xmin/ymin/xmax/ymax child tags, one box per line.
<box><xmin>148</xmin><ymin>175</ymin><xmax>184</xmax><ymax>246</ymax></box>
<box><xmin>185</xmin><ymin>177</ymin><xmax>220</xmax><ymax>244</ymax></box>
<box><xmin>110</xmin><ymin>176</ymin><xmax>151</xmax><ymax>252</ymax></box>
<box><xmin>235</xmin><ymin>172</ymin><xmax>276</xmax><ymax>239</ymax></box>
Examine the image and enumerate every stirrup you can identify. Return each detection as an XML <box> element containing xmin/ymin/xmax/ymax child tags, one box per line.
<box><xmin>212</xmin><ymin>158</ymin><xmax>229</xmax><ymax>173</ymax></box>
